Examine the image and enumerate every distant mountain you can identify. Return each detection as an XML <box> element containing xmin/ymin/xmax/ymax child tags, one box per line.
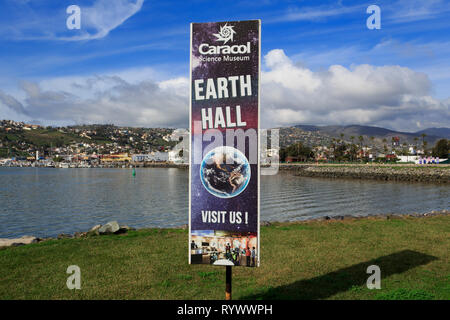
<box><xmin>295</xmin><ymin>124</ymin><xmax>400</xmax><ymax>137</ymax></box>
<box><xmin>291</xmin><ymin>124</ymin><xmax>448</xmax><ymax>146</ymax></box>
<box><xmin>415</xmin><ymin>128</ymin><xmax>450</xmax><ymax>139</ymax></box>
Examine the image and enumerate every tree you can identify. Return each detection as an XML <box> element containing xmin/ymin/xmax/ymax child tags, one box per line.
<box><xmin>349</xmin><ymin>143</ymin><xmax>358</xmax><ymax>162</ymax></box>
<box><xmin>399</xmin><ymin>146</ymin><xmax>409</xmax><ymax>156</ymax></box>
<box><xmin>358</xmin><ymin>135</ymin><xmax>364</xmax><ymax>147</ymax></box>
<box><xmin>358</xmin><ymin>135</ymin><xmax>364</xmax><ymax>159</ymax></box>
<box><xmin>421</xmin><ymin>133</ymin><xmax>427</xmax><ymax>149</ymax></box>
<box><xmin>280</xmin><ymin>142</ymin><xmax>314</xmax><ymax>162</ymax></box>
<box><xmin>279</xmin><ymin>148</ymin><xmax>287</xmax><ymax>162</ymax></box>
<box><xmin>432</xmin><ymin>139</ymin><xmax>448</xmax><ymax>158</ymax></box>
<box><xmin>333</xmin><ymin>144</ymin><xmax>347</xmax><ymax>161</ymax></box>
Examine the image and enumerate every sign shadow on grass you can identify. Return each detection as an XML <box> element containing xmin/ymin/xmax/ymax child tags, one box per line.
<box><xmin>241</xmin><ymin>250</ymin><xmax>438</xmax><ymax>300</ymax></box>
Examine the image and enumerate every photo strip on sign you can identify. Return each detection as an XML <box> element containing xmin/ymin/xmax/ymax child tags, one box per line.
<box><xmin>189</xmin><ymin>20</ymin><xmax>260</xmax><ymax>267</ymax></box>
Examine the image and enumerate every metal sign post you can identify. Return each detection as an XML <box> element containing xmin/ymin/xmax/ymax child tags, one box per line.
<box><xmin>226</xmin><ymin>265</ymin><xmax>232</xmax><ymax>300</ymax></box>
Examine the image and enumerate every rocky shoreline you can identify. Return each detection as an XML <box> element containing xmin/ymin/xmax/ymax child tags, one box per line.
<box><xmin>279</xmin><ymin>164</ymin><xmax>450</xmax><ymax>183</ymax></box>
<box><xmin>1</xmin><ymin>209</ymin><xmax>449</xmax><ymax>248</ymax></box>
<box><xmin>0</xmin><ymin>221</ymin><xmax>135</xmax><ymax>248</ymax></box>
<box><xmin>259</xmin><ymin>209</ymin><xmax>450</xmax><ymax>226</ymax></box>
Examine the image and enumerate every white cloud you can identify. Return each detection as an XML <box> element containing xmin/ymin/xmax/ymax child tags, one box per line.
<box><xmin>3</xmin><ymin>0</ymin><xmax>144</xmax><ymax>41</ymax></box>
<box><xmin>385</xmin><ymin>0</ymin><xmax>450</xmax><ymax>23</ymax></box>
<box><xmin>290</xmin><ymin>39</ymin><xmax>450</xmax><ymax>100</ymax></box>
<box><xmin>261</xmin><ymin>49</ymin><xmax>449</xmax><ymax>131</ymax></box>
<box><xmin>267</xmin><ymin>4</ymin><xmax>363</xmax><ymax>23</ymax></box>
<box><xmin>0</xmin><ymin>49</ymin><xmax>449</xmax><ymax>132</ymax></box>
<box><xmin>63</xmin><ymin>0</ymin><xmax>145</xmax><ymax>41</ymax></box>
<box><xmin>0</xmin><ymin>90</ymin><xmax>28</xmax><ymax>115</ymax></box>
<box><xmin>0</xmin><ymin>74</ymin><xmax>189</xmax><ymax>128</ymax></box>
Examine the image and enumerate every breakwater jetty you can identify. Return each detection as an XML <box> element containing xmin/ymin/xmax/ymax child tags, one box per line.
<box><xmin>279</xmin><ymin>163</ymin><xmax>450</xmax><ymax>183</ymax></box>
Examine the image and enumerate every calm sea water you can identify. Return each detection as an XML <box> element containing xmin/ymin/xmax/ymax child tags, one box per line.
<box><xmin>0</xmin><ymin>167</ymin><xmax>448</xmax><ymax>238</ymax></box>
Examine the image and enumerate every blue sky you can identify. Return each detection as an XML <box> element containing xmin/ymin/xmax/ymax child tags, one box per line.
<box><xmin>0</xmin><ymin>0</ymin><xmax>449</xmax><ymax>131</ymax></box>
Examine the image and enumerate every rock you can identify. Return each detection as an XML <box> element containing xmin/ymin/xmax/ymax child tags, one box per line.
<box><xmin>73</xmin><ymin>232</ymin><xmax>87</xmax><ymax>238</ymax></box>
<box><xmin>119</xmin><ymin>225</ymin><xmax>135</xmax><ymax>231</ymax></box>
<box><xmin>11</xmin><ymin>242</ymin><xmax>25</xmax><ymax>247</ymax></box>
<box><xmin>98</xmin><ymin>221</ymin><xmax>120</xmax><ymax>235</ymax></box>
<box><xmin>281</xmin><ymin>163</ymin><xmax>450</xmax><ymax>183</ymax></box>
<box><xmin>57</xmin><ymin>233</ymin><xmax>73</xmax><ymax>240</ymax></box>
<box><xmin>86</xmin><ymin>224</ymin><xmax>102</xmax><ymax>236</ymax></box>
<box><xmin>89</xmin><ymin>224</ymin><xmax>102</xmax><ymax>232</ymax></box>
<box><xmin>260</xmin><ymin>221</ymin><xmax>272</xmax><ymax>226</ymax></box>
<box><xmin>114</xmin><ymin>225</ymin><xmax>134</xmax><ymax>234</ymax></box>
<box><xmin>0</xmin><ymin>236</ymin><xmax>38</xmax><ymax>247</ymax></box>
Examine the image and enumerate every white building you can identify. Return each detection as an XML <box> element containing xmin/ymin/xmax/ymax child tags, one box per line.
<box><xmin>153</xmin><ymin>151</ymin><xmax>168</xmax><ymax>162</ymax></box>
<box><xmin>396</xmin><ymin>155</ymin><xmax>420</xmax><ymax>163</ymax></box>
<box><xmin>168</xmin><ymin>150</ymin><xmax>184</xmax><ymax>163</ymax></box>
<box><xmin>132</xmin><ymin>152</ymin><xmax>169</xmax><ymax>162</ymax></box>
<box><xmin>396</xmin><ymin>155</ymin><xmax>448</xmax><ymax>164</ymax></box>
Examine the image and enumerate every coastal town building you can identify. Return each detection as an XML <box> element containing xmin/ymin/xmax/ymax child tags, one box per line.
<box><xmin>168</xmin><ymin>150</ymin><xmax>185</xmax><ymax>164</ymax></box>
<box><xmin>132</xmin><ymin>152</ymin><xmax>169</xmax><ymax>163</ymax></box>
<box><xmin>101</xmin><ymin>153</ymin><xmax>132</xmax><ymax>163</ymax></box>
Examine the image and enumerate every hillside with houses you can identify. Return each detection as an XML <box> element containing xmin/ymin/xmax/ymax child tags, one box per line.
<box><xmin>1</xmin><ymin>119</ymin><xmax>448</xmax><ymax>167</ymax></box>
<box><xmin>0</xmin><ymin>120</ymin><xmax>187</xmax><ymax>167</ymax></box>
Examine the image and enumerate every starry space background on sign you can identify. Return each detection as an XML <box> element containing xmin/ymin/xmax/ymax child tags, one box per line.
<box><xmin>190</xmin><ymin>20</ymin><xmax>259</xmax><ymax>234</ymax></box>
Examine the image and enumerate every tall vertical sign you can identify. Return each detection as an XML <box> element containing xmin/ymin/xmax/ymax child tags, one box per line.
<box><xmin>189</xmin><ymin>20</ymin><xmax>260</xmax><ymax>267</ymax></box>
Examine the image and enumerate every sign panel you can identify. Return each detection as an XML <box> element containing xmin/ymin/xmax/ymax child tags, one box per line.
<box><xmin>189</xmin><ymin>20</ymin><xmax>260</xmax><ymax>267</ymax></box>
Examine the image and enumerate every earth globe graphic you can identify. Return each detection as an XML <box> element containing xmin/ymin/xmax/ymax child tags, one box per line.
<box><xmin>200</xmin><ymin>146</ymin><xmax>251</xmax><ymax>198</ymax></box>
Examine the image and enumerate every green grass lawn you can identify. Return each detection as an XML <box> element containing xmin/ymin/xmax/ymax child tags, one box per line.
<box><xmin>0</xmin><ymin>216</ymin><xmax>449</xmax><ymax>300</ymax></box>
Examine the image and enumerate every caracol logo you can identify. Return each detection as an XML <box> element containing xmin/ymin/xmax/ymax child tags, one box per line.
<box><xmin>213</xmin><ymin>23</ymin><xmax>236</xmax><ymax>44</ymax></box>
<box><xmin>198</xmin><ymin>23</ymin><xmax>250</xmax><ymax>55</ymax></box>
